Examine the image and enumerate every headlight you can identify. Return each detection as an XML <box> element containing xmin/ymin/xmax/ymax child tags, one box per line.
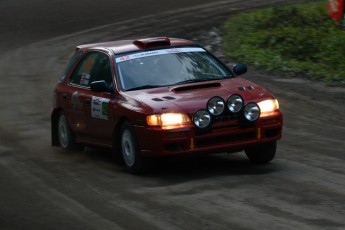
<box><xmin>193</xmin><ymin>109</ymin><xmax>212</xmax><ymax>128</ymax></box>
<box><xmin>207</xmin><ymin>96</ymin><xmax>225</xmax><ymax>116</ymax></box>
<box><xmin>258</xmin><ymin>99</ymin><xmax>279</xmax><ymax>117</ymax></box>
<box><xmin>147</xmin><ymin>113</ymin><xmax>191</xmax><ymax>129</ymax></box>
<box><xmin>244</xmin><ymin>103</ymin><xmax>260</xmax><ymax>122</ymax></box>
<box><xmin>227</xmin><ymin>94</ymin><xmax>243</xmax><ymax>113</ymax></box>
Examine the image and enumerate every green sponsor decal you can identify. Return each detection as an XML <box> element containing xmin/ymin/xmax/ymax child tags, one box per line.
<box><xmin>102</xmin><ymin>103</ymin><xmax>108</xmax><ymax>116</ymax></box>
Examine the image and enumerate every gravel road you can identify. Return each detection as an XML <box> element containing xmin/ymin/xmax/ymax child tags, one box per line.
<box><xmin>0</xmin><ymin>0</ymin><xmax>344</xmax><ymax>229</ymax></box>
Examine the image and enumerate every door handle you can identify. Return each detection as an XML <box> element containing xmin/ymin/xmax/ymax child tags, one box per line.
<box><xmin>85</xmin><ymin>99</ymin><xmax>91</xmax><ymax>105</ymax></box>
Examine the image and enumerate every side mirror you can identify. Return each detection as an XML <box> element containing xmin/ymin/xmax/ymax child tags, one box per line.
<box><xmin>233</xmin><ymin>64</ymin><xmax>247</xmax><ymax>76</ymax></box>
<box><xmin>90</xmin><ymin>80</ymin><xmax>109</xmax><ymax>92</ymax></box>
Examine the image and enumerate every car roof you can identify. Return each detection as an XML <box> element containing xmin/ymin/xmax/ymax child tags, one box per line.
<box><xmin>76</xmin><ymin>37</ymin><xmax>197</xmax><ymax>54</ymax></box>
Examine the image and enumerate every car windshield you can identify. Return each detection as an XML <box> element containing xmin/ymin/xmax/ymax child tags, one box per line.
<box><xmin>115</xmin><ymin>47</ymin><xmax>234</xmax><ymax>91</ymax></box>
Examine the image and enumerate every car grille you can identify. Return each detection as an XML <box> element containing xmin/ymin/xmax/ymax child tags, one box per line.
<box><xmin>195</xmin><ymin>118</ymin><xmax>256</xmax><ymax>148</ymax></box>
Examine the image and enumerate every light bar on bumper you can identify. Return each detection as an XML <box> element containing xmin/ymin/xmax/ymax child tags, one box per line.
<box><xmin>227</xmin><ymin>94</ymin><xmax>244</xmax><ymax>113</ymax></box>
<box><xmin>146</xmin><ymin>113</ymin><xmax>191</xmax><ymax>129</ymax></box>
<box><xmin>244</xmin><ymin>103</ymin><xmax>260</xmax><ymax>122</ymax></box>
<box><xmin>193</xmin><ymin>109</ymin><xmax>212</xmax><ymax>129</ymax></box>
<box><xmin>207</xmin><ymin>96</ymin><xmax>225</xmax><ymax>116</ymax></box>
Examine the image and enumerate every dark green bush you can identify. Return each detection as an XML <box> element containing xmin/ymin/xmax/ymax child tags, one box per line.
<box><xmin>224</xmin><ymin>1</ymin><xmax>345</xmax><ymax>82</ymax></box>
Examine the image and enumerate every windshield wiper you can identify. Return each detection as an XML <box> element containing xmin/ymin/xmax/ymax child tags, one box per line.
<box><xmin>126</xmin><ymin>85</ymin><xmax>163</xmax><ymax>91</ymax></box>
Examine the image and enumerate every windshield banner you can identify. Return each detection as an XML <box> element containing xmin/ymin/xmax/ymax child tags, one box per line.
<box><xmin>115</xmin><ymin>47</ymin><xmax>206</xmax><ymax>63</ymax></box>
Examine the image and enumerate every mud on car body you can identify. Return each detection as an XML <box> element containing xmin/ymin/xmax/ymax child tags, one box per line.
<box><xmin>51</xmin><ymin>37</ymin><xmax>283</xmax><ymax>173</ymax></box>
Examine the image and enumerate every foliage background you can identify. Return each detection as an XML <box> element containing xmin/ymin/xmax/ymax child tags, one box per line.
<box><xmin>223</xmin><ymin>1</ymin><xmax>345</xmax><ymax>83</ymax></box>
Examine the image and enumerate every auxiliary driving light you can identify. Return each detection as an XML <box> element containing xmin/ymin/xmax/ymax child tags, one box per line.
<box><xmin>227</xmin><ymin>94</ymin><xmax>243</xmax><ymax>113</ymax></box>
<box><xmin>193</xmin><ymin>109</ymin><xmax>212</xmax><ymax>128</ymax></box>
<box><xmin>207</xmin><ymin>96</ymin><xmax>225</xmax><ymax>116</ymax></box>
<box><xmin>244</xmin><ymin>103</ymin><xmax>260</xmax><ymax>122</ymax></box>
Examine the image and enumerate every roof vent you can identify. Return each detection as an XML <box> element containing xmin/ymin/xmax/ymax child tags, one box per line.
<box><xmin>133</xmin><ymin>37</ymin><xmax>171</xmax><ymax>49</ymax></box>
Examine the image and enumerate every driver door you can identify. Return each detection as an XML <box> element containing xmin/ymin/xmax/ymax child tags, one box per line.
<box><xmin>82</xmin><ymin>52</ymin><xmax>115</xmax><ymax>146</ymax></box>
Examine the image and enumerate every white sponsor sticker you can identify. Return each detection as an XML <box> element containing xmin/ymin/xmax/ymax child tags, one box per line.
<box><xmin>91</xmin><ymin>96</ymin><xmax>110</xmax><ymax>120</ymax></box>
<box><xmin>115</xmin><ymin>47</ymin><xmax>206</xmax><ymax>63</ymax></box>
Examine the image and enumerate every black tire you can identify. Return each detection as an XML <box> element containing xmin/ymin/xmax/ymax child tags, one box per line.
<box><xmin>57</xmin><ymin>111</ymin><xmax>83</xmax><ymax>151</ymax></box>
<box><xmin>120</xmin><ymin>121</ymin><xmax>149</xmax><ymax>174</ymax></box>
<box><xmin>245</xmin><ymin>141</ymin><xmax>277</xmax><ymax>164</ymax></box>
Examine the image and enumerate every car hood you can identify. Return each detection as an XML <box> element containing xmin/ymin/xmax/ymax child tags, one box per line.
<box><xmin>122</xmin><ymin>77</ymin><xmax>274</xmax><ymax>114</ymax></box>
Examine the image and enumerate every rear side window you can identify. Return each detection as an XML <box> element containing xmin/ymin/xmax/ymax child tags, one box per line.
<box><xmin>60</xmin><ymin>51</ymin><xmax>83</xmax><ymax>82</ymax></box>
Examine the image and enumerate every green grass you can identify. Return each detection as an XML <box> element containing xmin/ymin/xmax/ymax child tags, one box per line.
<box><xmin>223</xmin><ymin>1</ymin><xmax>345</xmax><ymax>83</ymax></box>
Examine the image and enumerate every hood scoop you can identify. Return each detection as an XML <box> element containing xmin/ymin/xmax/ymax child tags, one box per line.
<box><xmin>173</xmin><ymin>82</ymin><xmax>221</xmax><ymax>92</ymax></box>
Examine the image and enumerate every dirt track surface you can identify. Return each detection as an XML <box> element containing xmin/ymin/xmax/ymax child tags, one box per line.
<box><xmin>1</xmin><ymin>0</ymin><xmax>345</xmax><ymax>229</ymax></box>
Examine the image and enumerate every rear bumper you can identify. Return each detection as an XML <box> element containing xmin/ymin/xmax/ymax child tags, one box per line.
<box><xmin>135</xmin><ymin>112</ymin><xmax>283</xmax><ymax>157</ymax></box>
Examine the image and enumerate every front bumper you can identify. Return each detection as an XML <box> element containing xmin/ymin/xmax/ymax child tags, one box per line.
<box><xmin>135</xmin><ymin>111</ymin><xmax>283</xmax><ymax>157</ymax></box>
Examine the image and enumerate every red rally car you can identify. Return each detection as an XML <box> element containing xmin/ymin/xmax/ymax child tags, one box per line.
<box><xmin>51</xmin><ymin>37</ymin><xmax>283</xmax><ymax>173</ymax></box>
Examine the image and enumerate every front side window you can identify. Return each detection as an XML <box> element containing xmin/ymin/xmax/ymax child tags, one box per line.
<box><xmin>60</xmin><ymin>51</ymin><xmax>83</xmax><ymax>82</ymax></box>
<box><xmin>70</xmin><ymin>52</ymin><xmax>113</xmax><ymax>87</ymax></box>
<box><xmin>115</xmin><ymin>47</ymin><xmax>233</xmax><ymax>91</ymax></box>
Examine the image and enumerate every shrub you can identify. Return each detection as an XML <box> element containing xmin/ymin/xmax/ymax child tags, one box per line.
<box><xmin>223</xmin><ymin>1</ymin><xmax>345</xmax><ymax>82</ymax></box>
